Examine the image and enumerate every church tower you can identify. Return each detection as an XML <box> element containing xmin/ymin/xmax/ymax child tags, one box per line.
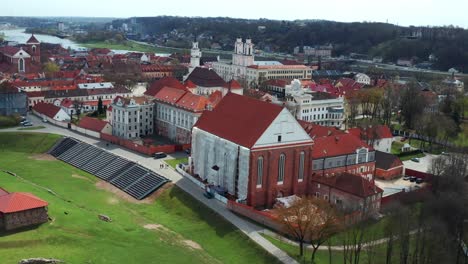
<box><xmin>190</xmin><ymin>41</ymin><xmax>201</xmax><ymax>68</ymax></box>
<box><xmin>243</xmin><ymin>38</ymin><xmax>255</xmax><ymax>66</ymax></box>
<box><xmin>26</xmin><ymin>34</ymin><xmax>40</xmax><ymax>63</ymax></box>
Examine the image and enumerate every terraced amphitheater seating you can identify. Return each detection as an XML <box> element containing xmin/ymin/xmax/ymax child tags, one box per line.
<box><xmin>125</xmin><ymin>172</ymin><xmax>169</xmax><ymax>200</ymax></box>
<box><xmin>58</xmin><ymin>143</ymin><xmax>91</xmax><ymax>162</ymax></box>
<box><xmin>95</xmin><ymin>158</ymin><xmax>133</xmax><ymax>181</ymax></box>
<box><xmin>47</xmin><ymin>137</ymin><xmax>169</xmax><ymax>200</ymax></box>
<box><xmin>69</xmin><ymin>146</ymin><xmax>104</xmax><ymax>168</ymax></box>
<box><xmin>48</xmin><ymin>138</ymin><xmax>79</xmax><ymax>157</ymax></box>
<box><xmin>81</xmin><ymin>151</ymin><xmax>116</xmax><ymax>174</ymax></box>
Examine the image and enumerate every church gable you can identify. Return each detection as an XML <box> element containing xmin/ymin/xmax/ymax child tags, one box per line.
<box><xmin>253</xmin><ymin>108</ymin><xmax>312</xmax><ymax>149</ymax></box>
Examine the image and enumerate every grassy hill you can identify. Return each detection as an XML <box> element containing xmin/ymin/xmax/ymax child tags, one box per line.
<box><xmin>0</xmin><ymin>133</ymin><xmax>278</xmax><ymax>264</ymax></box>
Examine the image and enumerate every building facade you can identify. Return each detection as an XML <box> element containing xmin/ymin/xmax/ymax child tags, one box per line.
<box><xmin>110</xmin><ymin>96</ymin><xmax>154</xmax><ymax>140</ymax></box>
<box><xmin>192</xmin><ymin>93</ymin><xmax>314</xmax><ymax>208</ymax></box>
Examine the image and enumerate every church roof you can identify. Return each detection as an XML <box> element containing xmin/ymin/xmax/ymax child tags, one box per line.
<box><xmin>26</xmin><ymin>34</ymin><xmax>40</xmax><ymax>44</ymax></box>
<box><xmin>194</xmin><ymin>93</ymin><xmax>283</xmax><ymax>148</ymax></box>
<box><xmin>186</xmin><ymin>67</ymin><xmax>226</xmax><ymax>88</ymax></box>
<box><xmin>223</xmin><ymin>79</ymin><xmax>242</xmax><ymax>90</ymax></box>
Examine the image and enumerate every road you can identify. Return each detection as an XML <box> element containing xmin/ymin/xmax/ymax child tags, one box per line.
<box><xmin>2</xmin><ymin>114</ymin><xmax>298</xmax><ymax>264</ymax></box>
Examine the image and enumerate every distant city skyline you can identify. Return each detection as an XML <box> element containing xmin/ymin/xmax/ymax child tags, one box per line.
<box><xmin>2</xmin><ymin>0</ymin><xmax>468</xmax><ymax>28</ymax></box>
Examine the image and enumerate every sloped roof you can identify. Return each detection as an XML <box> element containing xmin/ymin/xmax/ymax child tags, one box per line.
<box><xmin>0</xmin><ymin>192</ymin><xmax>48</xmax><ymax>213</ymax></box>
<box><xmin>298</xmin><ymin>120</ymin><xmax>345</xmax><ymax>138</ymax></box>
<box><xmin>194</xmin><ymin>93</ymin><xmax>283</xmax><ymax>148</ymax></box>
<box><xmin>375</xmin><ymin>151</ymin><xmax>403</xmax><ymax>170</ymax></box>
<box><xmin>154</xmin><ymin>86</ymin><xmax>187</xmax><ymax>104</ymax></box>
<box><xmin>26</xmin><ymin>34</ymin><xmax>40</xmax><ymax>44</ymax></box>
<box><xmin>312</xmin><ymin>133</ymin><xmax>372</xmax><ymax>158</ymax></box>
<box><xmin>78</xmin><ymin>116</ymin><xmax>109</xmax><ymax>132</ymax></box>
<box><xmin>224</xmin><ymin>79</ymin><xmax>242</xmax><ymax>90</ymax></box>
<box><xmin>186</xmin><ymin>67</ymin><xmax>226</xmax><ymax>88</ymax></box>
<box><xmin>177</xmin><ymin>92</ymin><xmax>209</xmax><ymax>112</ymax></box>
<box><xmin>184</xmin><ymin>80</ymin><xmax>197</xmax><ymax>89</ymax></box>
<box><xmin>33</xmin><ymin>102</ymin><xmax>61</xmax><ymax>119</ymax></box>
<box><xmin>145</xmin><ymin>77</ymin><xmax>186</xmax><ymax>97</ymax></box>
<box><xmin>348</xmin><ymin>125</ymin><xmax>393</xmax><ymax>141</ymax></box>
<box><xmin>312</xmin><ymin>173</ymin><xmax>383</xmax><ymax>198</ymax></box>
<box><xmin>0</xmin><ymin>46</ymin><xmax>21</xmax><ymax>56</ymax></box>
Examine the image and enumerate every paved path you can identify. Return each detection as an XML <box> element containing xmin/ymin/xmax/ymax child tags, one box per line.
<box><xmin>261</xmin><ymin>229</ymin><xmax>420</xmax><ymax>251</ymax></box>
<box><xmin>2</xmin><ymin>115</ymin><xmax>298</xmax><ymax>264</ymax></box>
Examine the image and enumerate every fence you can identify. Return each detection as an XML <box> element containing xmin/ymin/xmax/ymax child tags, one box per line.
<box><xmin>404</xmin><ymin>168</ymin><xmax>433</xmax><ymax>182</ymax></box>
<box><xmin>381</xmin><ymin>185</ymin><xmax>431</xmax><ymax>208</ymax></box>
<box><xmin>227</xmin><ymin>201</ymin><xmax>283</xmax><ymax>231</ymax></box>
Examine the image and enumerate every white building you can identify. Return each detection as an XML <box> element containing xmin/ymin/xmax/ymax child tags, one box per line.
<box><xmin>275</xmin><ymin>79</ymin><xmax>345</xmax><ymax>128</ymax></box>
<box><xmin>354</xmin><ymin>73</ymin><xmax>371</xmax><ymax>86</ymax></box>
<box><xmin>110</xmin><ymin>96</ymin><xmax>154</xmax><ymax>140</ymax></box>
<box><xmin>78</xmin><ymin>82</ymin><xmax>114</xmax><ymax>89</ymax></box>
<box><xmin>212</xmin><ymin>38</ymin><xmax>312</xmax><ymax>86</ymax></box>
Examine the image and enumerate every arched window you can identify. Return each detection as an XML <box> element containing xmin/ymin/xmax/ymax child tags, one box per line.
<box><xmin>32</xmin><ymin>45</ymin><xmax>36</xmax><ymax>54</ymax></box>
<box><xmin>257</xmin><ymin>156</ymin><xmax>263</xmax><ymax>187</ymax></box>
<box><xmin>18</xmin><ymin>58</ymin><xmax>25</xmax><ymax>72</ymax></box>
<box><xmin>298</xmin><ymin>151</ymin><xmax>305</xmax><ymax>181</ymax></box>
<box><xmin>278</xmin><ymin>153</ymin><xmax>285</xmax><ymax>183</ymax></box>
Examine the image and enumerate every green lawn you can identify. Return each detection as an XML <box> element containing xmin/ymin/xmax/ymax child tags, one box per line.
<box><xmin>17</xmin><ymin>126</ymin><xmax>46</xmax><ymax>131</ymax></box>
<box><xmin>0</xmin><ymin>132</ymin><xmax>278</xmax><ymax>264</ymax></box>
<box><xmin>81</xmin><ymin>41</ymin><xmax>188</xmax><ymax>54</ymax></box>
<box><xmin>166</xmin><ymin>158</ymin><xmax>189</xmax><ymax>169</ymax></box>
<box><xmin>0</xmin><ymin>115</ymin><xmax>20</xmax><ymax>128</ymax></box>
<box><xmin>391</xmin><ymin>141</ymin><xmax>426</xmax><ymax>161</ymax></box>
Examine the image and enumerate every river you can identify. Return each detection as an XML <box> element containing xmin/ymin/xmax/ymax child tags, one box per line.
<box><xmin>0</xmin><ymin>28</ymin><xmax>146</xmax><ymax>55</ymax></box>
<box><xmin>1</xmin><ymin>28</ymin><xmax>84</xmax><ymax>50</ymax></box>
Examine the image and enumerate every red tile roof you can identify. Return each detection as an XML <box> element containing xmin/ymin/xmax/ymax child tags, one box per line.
<box><xmin>154</xmin><ymin>87</ymin><xmax>187</xmax><ymax>104</ymax></box>
<box><xmin>186</xmin><ymin>67</ymin><xmax>226</xmax><ymax>88</ymax></box>
<box><xmin>312</xmin><ymin>173</ymin><xmax>383</xmax><ymax>198</ymax></box>
<box><xmin>60</xmin><ymin>98</ymin><xmax>74</xmax><ymax>108</ymax></box>
<box><xmin>177</xmin><ymin>92</ymin><xmax>209</xmax><ymax>112</ymax></box>
<box><xmin>33</xmin><ymin>102</ymin><xmax>61</xmax><ymax>119</ymax></box>
<box><xmin>145</xmin><ymin>77</ymin><xmax>187</xmax><ymax>97</ymax></box>
<box><xmin>194</xmin><ymin>93</ymin><xmax>283</xmax><ymax>148</ymax></box>
<box><xmin>298</xmin><ymin>120</ymin><xmax>345</xmax><ymax>138</ymax></box>
<box><xmin>0</xmin><ymin>192</ymin><xmax>48</xmax><ymax>213</ymax></box>
<box><xmin>348</xmin><ymin>125</ymin><xmax>393</xmax><ymax>141</ymax></box>
<box><xmin>208</xmin><ymin>90</ymin><xmax>223</xmax><ymax>108</ymax></box>
<box><xmin>26</xmin><ymin>34</ymin><xmax>40</xmax><ymax>44</ymax></box>
<box><xmin>312</xmin><ymin>133</ymin><xmax>372</xmax><ymax>158</ymax></box>
<box><xmin>223</xmin><ymin>79</ymin><xmax>243</xmax><ymax>90</ymax></box>
<box><xmin>78</xmin><ymin>116</ymin><xmax>109</xmax><ymax>132</ymax></box>
<box><xmin>0</xmin><ymin>46</ymin><xmax>21</xmax><ymax>56</ymax></box>
<box><xmin>26</xmin><ymin>91</ymin><xmax>45</xmax><ymax>97</ymax></box>
<box><xmin>184</xmin><ymin>80</ymin><xmax>197</xmax><ymax>89</ymax></box>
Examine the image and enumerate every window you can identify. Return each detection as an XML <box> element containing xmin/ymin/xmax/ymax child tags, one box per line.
<box><xmin>278</xmin><ymin>154</ymin><xmax>285</xmax><ymax>183</ymax></box>
<box><xmin>277</xmin><ymin>135</ymin><xmax>282</xmax><ymax>142</ymax></box>
<box><xmin>324</xmin><ymin>195</ymin><xmax>329</xmax><ymax>200</ymax></box>
<box><xmin>257</xmin><ymin>156</ymin><xmax>264</xmax><ymax>187</ymax></box>
<box><xmin>298</xmin><ymin>152</ymin><xmax>305</xmax><ymax>181</ymax></box>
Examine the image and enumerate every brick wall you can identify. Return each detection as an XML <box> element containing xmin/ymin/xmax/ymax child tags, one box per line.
<box><xmin>2</xmin><ymin>207</ymin><xmax>48</xmax><ymax>231</ymax></box>
<box><xmin>247</xmin><ymin>145</ymin><xmax>313</xmax><ymax>208</ymax></box>
<box><xmin>227</xmin><ymin>201</ymin><xmax>283</xmax><ymax>231</ymax></box>
<box><xmin>376</xmin><ymin>166</ymin><xmax>403</xmax><ymax>180</ymax></box>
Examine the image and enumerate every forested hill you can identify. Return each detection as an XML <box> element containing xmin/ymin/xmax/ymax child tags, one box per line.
<box><xmin>113</xmin><ymin>16</ymin><xmax>468</xmax><ymax>72</ymax></box>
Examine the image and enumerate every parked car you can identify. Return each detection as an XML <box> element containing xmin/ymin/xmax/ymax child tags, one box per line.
<box><xmin>403</xmin><ymin>175</ymin><xmax>410</xmax><ymax>181</ymax></box>
<box><xmin>153</xmin><ymin>152</ymin><xmax>167</xmax><ymax>159</ymax></box>
<box><xmin>416</xmin><ymin>178</ymin><xmax>424</xmax><ymax>184</ymax></box>
<box><xmin>400</xmin><ymin>137</ymin><xmax>408</xmax><ymax>142</ymax></box>
<box><xmin>42</xmin><ymin>118</ymin><xmax>48</xmax><ymax>123</ymax></box>
<box><xmin>409</xmin><ymin>176</ymin><xmax>417</xmax><ymax>182</ymax></box>
<box><xmin>22</xmin><ymin>122</ymin><xmax>33</xmax><ymax>127</ymax></box>
<box><xmin>185</xmin><ymin>148</ymin><xmax>191</xmax><ymax>155</ymax></box>
<box><xmin>411</xmin><ymin>157</ymin><xmax>420</xmax><ymax>162</ymax></box>
<box><xmin>20</xmin><ymin>120</ymin><xmax>29</xmax><ymax>125</ymax></box>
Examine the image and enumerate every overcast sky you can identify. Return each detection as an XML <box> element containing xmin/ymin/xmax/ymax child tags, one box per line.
<box><xmin>2</xmin><ymin>0</ymin><xmax>467</xmax><ymax>28</ymax></box>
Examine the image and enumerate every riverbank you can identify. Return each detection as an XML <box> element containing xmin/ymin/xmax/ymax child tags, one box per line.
<box><xmin>80</xmin><ymin>40</ymin><xmax>189</xmax><ymax>54</ymax></box>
